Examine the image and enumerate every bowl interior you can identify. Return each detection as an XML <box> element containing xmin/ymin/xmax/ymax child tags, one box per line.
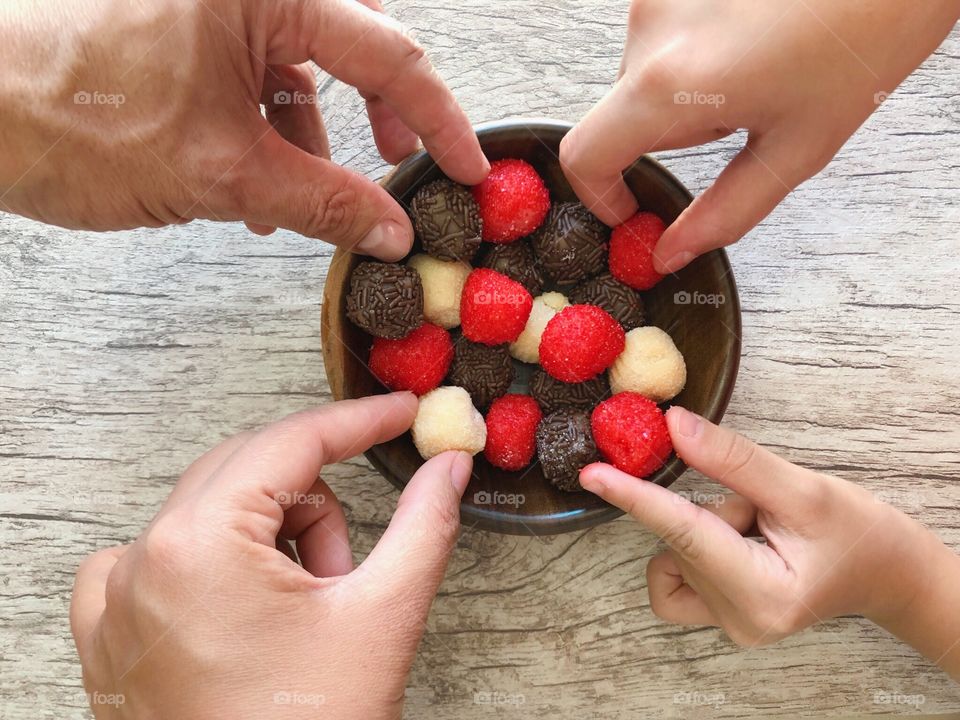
<box><xmin>322</xmin><ymin>119</ymin><xmax>741</xmax><ymax>535</ymax></box>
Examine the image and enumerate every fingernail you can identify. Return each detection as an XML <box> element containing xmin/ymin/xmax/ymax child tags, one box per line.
<box><xmin>674</xmin><ymin>407</ymin><xmax>703</xmax><ymax>438</ymax></box>
<box><xmin>658</xmin><ymin>251</ymin><xmax>694</xmax><ymax>274</ymax></box>
<box><xmin>579</xmin><ymin>465</ymin><xmax>606</xmax><ymax>495</ymax></box>
<box><xmin>356</xmin><ymin>220</ymin><xmax>409</xmax><ymax>261</ymax></box>
<box><xmin>449</xmin><ymin>451</ymin><xmax>473</xmax><ymax>496</ymax></box>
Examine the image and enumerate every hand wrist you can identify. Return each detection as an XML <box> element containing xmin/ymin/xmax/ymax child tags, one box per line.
<box><xmin>864</xmin><ymin>516</ymin><xmax>960</xmax><ymax>677</ymax></box>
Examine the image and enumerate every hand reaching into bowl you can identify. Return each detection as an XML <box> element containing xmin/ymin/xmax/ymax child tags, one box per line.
<box><xmin>561</xmin><ymin>0</ymin><xmax>960</xmax><ymax>273</ymax></box>
<box><xmin>580</xmin><ymin>407</ymin><xmax>960</xmax><ymax>679</ymax></box>
<box><xmin>70</xmin><ymin>393</ymin><xmax>474</xmax><ymax>719</ymax></box>
<box><xmin>0</xmin><ymin>0</ymin><xmax>488</xmax><ymax>260</ymax></box>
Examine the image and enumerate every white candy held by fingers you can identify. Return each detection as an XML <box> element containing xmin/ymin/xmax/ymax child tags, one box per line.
<box><xmin>407</xmin><ymin>254</ymin><xmax>471</xmax><ymax>329</ymax></box>
<box><xmin>412</xmin><ymin>386</ymin><xmax>486</xmax><ymax>459</ymax></box>
<box><xmin>609</xmin><ymin>326</ymin><xmax>686</xmax><ymax>402</ymax></box>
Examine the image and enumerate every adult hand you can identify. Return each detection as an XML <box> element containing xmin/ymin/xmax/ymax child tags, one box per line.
<box><xmin>0</xmin><ymin>0</ymin><xmax>488</xmax><ymax>260</ymax></box>
<box><xmin>560</xmin><ymin>0</ymin><xmax>959</xmax><ymax>272</ymax></box>
<box><xmin>580</xmin><ymin>406</ymin><xmax>960</xmax><ymax>679</ymax></box>
<box><xmin>70</xmin><ymin>393</ymin><xmax>475</xmax><ymax>719</ymax></box>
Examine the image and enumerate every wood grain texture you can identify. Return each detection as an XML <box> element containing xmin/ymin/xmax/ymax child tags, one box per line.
<box><xmin>1</xmin><ymin>1</ymin><xmax>958</xmax><ymax>716</ymax></box>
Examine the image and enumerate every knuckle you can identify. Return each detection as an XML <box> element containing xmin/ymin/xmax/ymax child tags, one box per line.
<box><xmin>284</xmin><ymin>64</ymin><xmax>317</xmax><ymax>96</ymax></box>
<box><xmin>558</xmin><ymin>131</ymin><xmax>586</xmax><ymax>177</ymax></box>
<box><xmin>426</xmin><ymin>495</ymin><xmax>462</xmax><ymax>544</ymax></box>
<box><xmin>372</xmin><ymin>33</ymin><xmax>428</xmax><ymax>96</ymax></box>
<box><xmin>299</xmin><ymin>179</ymin><xmax>360</xmax><ymax>239</ymax></box>
<box><xmin>140</xmin><ymin>515</ymin><xmax>189</xmax><ymax>569</ymax></box>
<box><xmin>659</xmin><ymin>512</ymin><xmax>701</xmax><ymax>561</ymax></box>
<box><xmin>632</xmin><ymin>56</ymin><xmax>677</xmax><ymax>96</ymax></box>
<box><xmin>719</xmin><ymin>434</ymin><xmax>758</xmax><ymax>478</ymax></box>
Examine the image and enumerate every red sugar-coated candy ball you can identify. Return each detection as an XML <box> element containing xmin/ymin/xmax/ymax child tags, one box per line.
<box><xmin>609</xmin><ymin>211</ymin><xmax>667</xmax><ymax>290</ymax></box>
<box><xmin>472</xmin><ymin>158</ymin><xmax>551</xmax><ymax>243</ymax></box>
<box><xmin>368</xmin><ymin>323</ymin><xmax>453</xmax><ymax>395</ymax></box>
<box><xmin>460</xmin><ymin>268</ymin><xmax>533</xmax><ymax>346</ymax></box>
<box><xmin>484</xmin><ymin>394</ymin><xmax>543</xmax><ymax>471</ymax></box>
<box><xmin>591</xmin><ymin>392</ymin><xmax>673</xmax><ymax>478</ymax></box>
<box><xmin>538</xmin><ymin>304</ymin><xmax>625</xmax><ymax>383</ymax></box>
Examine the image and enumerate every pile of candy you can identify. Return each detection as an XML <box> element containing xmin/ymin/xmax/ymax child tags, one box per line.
<box><xmin>344</xmin><ymin>159</ymin><xmax>687</xmax><ymax>489</ymax></box>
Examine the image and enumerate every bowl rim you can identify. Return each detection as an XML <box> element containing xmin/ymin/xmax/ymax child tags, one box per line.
<box><xmin>322</xmin><ymin>117</ymin><xmax>742</xmax><ymax>535</ymax></box>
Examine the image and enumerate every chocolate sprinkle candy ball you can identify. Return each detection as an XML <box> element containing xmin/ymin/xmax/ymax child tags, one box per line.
<box><xmin>530</xmin><ymin>368</ymin><xmax>610</xmax><ymax>415</ymax></box>
<box><xmin>410</xmin><ymin>179</ymin><xmax>483</xmax><ymax>262</ymax></box>
<box><xmin>536</xmin><ymin>409</ymin><xmax>600</xmax><ymax>492</ymax></box>
<box><xmin>446</xmin><ymin>340</ymin><xmax>514</xmax><ymax>408</ymax></box>
<box><xmin>478</xmin><ymin>239</ymin><xmax>545</xmax><ymax>296</ymax></box>
<box><xmin>345</xmin><ymin>261</ymin><xmax>423</xmax><ymax>339</ymax></box>
<box><xmin>532</xmin><ymin>202</ymin><xmax>608</xmax><ymax>287</ymax></box>
<box><xmin>569</xmin><ymin>273</ymin><xmax>646</xmax><ymax>330</ymax></box>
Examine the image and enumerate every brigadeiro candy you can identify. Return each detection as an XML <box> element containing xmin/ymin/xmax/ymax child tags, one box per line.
<box><xmin>536</xmin><ymin>409</ymin><xmax>600</xmax><ymax>492</ymax></box>
<box><xmin>368</xmin><ymin>323</ymin><xmax>453</xmax><ymax>396</ymax></box>
<box><xmin>346</xmin><ymin>261</ymin><xmax>423</xmax><ymax>339</ymax></box>
<box><xmin>407</xmin><ymin>253</ymin><xmax>471</xmax><ymax>329</ymax></box>
<box><xmin>446</xmin><ymin>340</ymin><xmax>514</xmax><ymax>409</ymax></box>
<box><xmin>478</xmin><ymin>239</ymin><xmax>545</xmax><ymax>296</ymax></box>
<box><xmin>410</xmin><ymin>179</ymin><xmax>482</xmax><ymax>262</ymax></box>
<box><xmin>412</xmin><ymin>386</ymin><xmax>487</xmax><ymax>460</ymax></box>
<box><xmin>460</xmin><ymin>268</ymin><xmax>533</xmax><ymax>345</ymax></box>
<box><xmin>484</xmin><ymin>394</ymin><xmax>542</xmax><ymax>471</ymax></box>
<box><xmin>609</xmin><ymin>211</ymin><xmax>667</xmax><ymax>290</ymax></box>
<box><xmin>591</xmin><ymin>392</ymin><xmax>673</xmax><ymax>478</ymax></box>
<box><xmin>530</xmin><ymin>368</ymin><xmax>610</xmax><ymax>415</ymax></box>
<box><xmin>531</xmin><ymin>202</ymin><xmax>608</xmax><ymax>287</ymax></box>
<box><xmin>609</xmin><ymin>326</ymin><xmax>687</xmax><ymax>402</ymax></box>
<box><xmin>509</xmin><ymin>291</ymin><xmax>569</xmax><ymax>364</ymax></box>
<box><xmin>472</xmin><ymin>159</ymin><xmax>550</xmax><ymax>243</ymax></box>
<box><xmin>569</xmin><ymin>272</ymin><xmax>645</xmax><ymax>330</ymax></box>
<box><xmin>538</xmin><ymin>304</ymin><xmax>625</xmax><ymax>383</ymax></box>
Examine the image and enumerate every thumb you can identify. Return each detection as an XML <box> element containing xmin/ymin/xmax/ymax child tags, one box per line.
<box><xmin>230</xmin><ymin>131</ymin><xmax>414</xmax><ymax>260</ymax></box>
<box><xmin>354</xmin><ymin>451</ymin><xmax>472</xmax><ymax>609</ymax></box>
<box><xmin>653</xmin><ymin>132</ymin><xmax>801</xmax><ymax>274</ymax></box>
<box><xmin>664</xmin><ymin>406</ymin><xmax>818</xmax><ymax>515</ymax></box>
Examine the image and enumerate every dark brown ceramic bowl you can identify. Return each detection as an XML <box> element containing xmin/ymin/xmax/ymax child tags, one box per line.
<box><xmin>322</xmin><ymin>119</ymin><xmax>741</xmax><ymax>535</ymax></box>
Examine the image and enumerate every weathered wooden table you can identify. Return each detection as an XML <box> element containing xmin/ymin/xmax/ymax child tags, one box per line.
<box><xmin>2</xmin><ymin>3</ymin><xmax>958</xmax><ymax>717</ymax></box>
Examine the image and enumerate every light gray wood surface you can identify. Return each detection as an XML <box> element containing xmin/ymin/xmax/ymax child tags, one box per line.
<box><xmin>2</xmin><ymin>2</ymin><xmax>958</xmax><ymax>716</ymax></box>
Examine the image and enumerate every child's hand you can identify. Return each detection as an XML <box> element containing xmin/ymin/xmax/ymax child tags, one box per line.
<box><xmin>561</xmin><ymin>0</ymin><xmax>960</xmax><ymax>273</ymax></box>
<box><xmin>579</xmin><ymin>407</ymin><xmax>960</xmax><ymax>675</ymax></box>
<box><xmin>70</xmin><ymin>393</ymin><xmax>473</xmax><ymax>719</ymax></box>
<box><xmin>0</xmin><ymin>0</ymin><xmax>488</xmax><ymax>259</ymax></box>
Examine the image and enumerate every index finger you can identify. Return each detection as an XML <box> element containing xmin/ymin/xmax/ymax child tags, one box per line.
<box><xmin>579</xmin><ymin>462</ymin><xmax>756</xmax><ymax>580</ymax></box>
<box><xmin>263</xmin><ymin>0</ymin><xmax>488</xmax><ymax>184</ymax></box>
<box><xmin>206</xmin><ymin>392</ymin><xmax>419</xmax><ymax>508</ymax></box>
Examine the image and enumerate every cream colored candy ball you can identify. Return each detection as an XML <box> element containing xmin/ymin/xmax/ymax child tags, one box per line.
<box><xmin>407</xmin><ymin>254</ymin><xmax>471</xmax><ymax>329</ymax></box>
<box><xmin>412</xmin><ymin>386</ymin><xmax>487</xmax><ymax>459</ymax></box>
<box><xmin>609</xmin><ymin>326</ymin><xmax>687</xmax><ymax>402</ymax></box>
<box><xmin>509</xmin><ymin>292</ymin><xmax>569</xmax><ymax>363</ymax></box>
